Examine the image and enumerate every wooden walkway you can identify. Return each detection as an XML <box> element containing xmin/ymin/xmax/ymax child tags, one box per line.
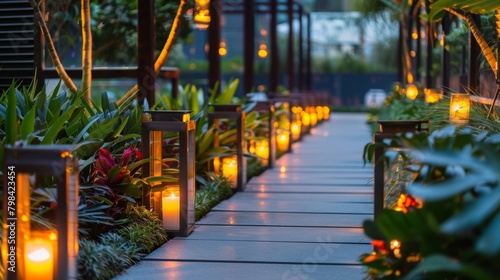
<box><xmin>115</xmin><ymin>113</ymin><xmax>373</xmax><ymax>280</ymax></box>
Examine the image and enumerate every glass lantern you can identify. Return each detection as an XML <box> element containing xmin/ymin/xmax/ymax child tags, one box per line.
<box><xmin>141</xmin><ymin>110</ymin><xmax>196</xmax><ymax>237</ymax></box>
<box><xmin>2</xmin><ymin>145</ymin><xmax>79</xmax><ymax>280</ymax></box>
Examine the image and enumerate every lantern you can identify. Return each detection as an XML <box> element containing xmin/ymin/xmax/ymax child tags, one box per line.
<box><xmin>2</xmin><ymin>146</ymin><xmax>79</xmax><ymax>280</ymax></box>
<box><xmin>248</xmin><ymin>101</ymin><xmax>276</xmax><ymax>169</ymax></box>
<box><xmin>142</xmin><ymin>110</ymin><xmax>196</xmax><ymax>237</ymax></box>
<box><xmin>193</xmin><ymin>0</ymin><xmax>210</xmax><ymax>29</ymax></box>
<box><xmin>449</xmin><ymin>93</ymin><xmax>470</xmax><ymax>124</ymax></box>
<box><xmin>424</xmin><ymin>88</ymin><xmax>443</xmax><ymax>103</ymax></box>
<box><xmin>276</xmin><ymin>131</ymin><xmax>290</xmax><ymax>152</ymax></box>
<box><xmin>254</xmin><ymin>139</ymin><xmax>270</xmax><ymax>166</ymax></box>
<box><xmin>291</xmin><ymin>121</ymin><xmax>302</xmax><ymax>142</ymax></box>
<box><xmin>405</xmin><ymin>84</ymin><xmax>419</xmax><ymax>100</ymax></box>
<box><xmin>208</xmin><ymin>104</ymin><xmax>246</xmax><ymax>191</ymax></box>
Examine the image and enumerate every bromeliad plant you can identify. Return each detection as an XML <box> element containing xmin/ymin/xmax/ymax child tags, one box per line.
<box><xmin>361</xmin><ymin>126</ymin><xmax>500</xmax><ymax>279</ymax></box>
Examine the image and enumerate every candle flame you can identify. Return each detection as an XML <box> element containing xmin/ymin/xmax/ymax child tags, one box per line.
<box><xmin>170</xmin><ymin>191</ymin><xmax>176</xmax><ymax>198</ymax></box>
<box><xmin>27</xmin><ymin>248</ymin><xmax>51</xmax><ymax>262</ymax></box>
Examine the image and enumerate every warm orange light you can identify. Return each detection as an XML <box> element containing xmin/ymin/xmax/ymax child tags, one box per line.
<box><xmin>222</xmin><ymin>156</ymin><xmax>238</xmax><ymax>186</ymax></box>
<box><xmin>219</xmin><ymin>42</ymin><xmax>227</xmax><ymax>56</ymax></box>
<box><xmin>260</xmin><ymin>28</ymin><xmax>268</xmax><ymax>36</ymax></box>
<box><xmin>25</xmin><ymin>234</ymin><xmax>55</xmax><ymax>280</ymax></box>
<box><xmin>193</xmin><ymin>0</ymin><xmax>210</xmax><ymax>29</ymax></box>
<box><xmin>258</xmin><ymin>49</ymin><xmax>268</xmax><ymax>58</ymax></box>
<box><xmin>424</xmin><ymin>88</ymin><xmax>442</xmax><ymax>103</ymax></box>
<box><xmin>276</xmin><ymin>132</ymin><xmax>290</xmax><ymax>152</ymax></box>
<box><xmin>301</xmin><ymin>112</ymin><xmax>311</xmax><ymax>126</ymax></box>
<box><xmin>162</xmin><ymin>190</ymin><xmax>180</xmax><ymax>230</ymax></box>
<box><xmin>310</xmin><ymin>112</ymin><xmax>318</xmax><ymax>126</ymax></box>
<box><xmin>280</xmin><ymin>166</ymin><xmax>286</xmax><ymax>173</ymax></box>
<box><xmin>412</xmin><ymin>32</ymin><xmax>418</xmax><ymax>40</ymax></box>
<box><xmin>406</xmin><ymin>84</ymin><xmax>418</xmax><ymax>100</ymax></box>
<box><xmin>291</xmin><ymin>121</ymin><xmax>301</xmax><ymax>141</ymax></box>
<box><xmin>255</xmin><ymin>140</ymin><xmax>269</xmax><ymax>166</ymax></box>
<box><xmin>323</xmin><ymin>106</ymin><xmax>330</xmax><ymax>119</ymax></box>
<box><xmin>450</xmin><ymin>93</ymin><xmax>470</xmax><ymax>124</ymax></box>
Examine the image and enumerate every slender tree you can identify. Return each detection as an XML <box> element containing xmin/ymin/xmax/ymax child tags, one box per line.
<box><xmin>81</xmin><ymin>0</ymin><xmax>92</xmax><ymax>102</ymax></box>
<box><xmin>116</xmin><ymin>0</ymin><xmax>188</xmax><ymax>106</ymax></box>
<box><xmin>29</xmin><ymin>0</ymin><xmax>78</xmax><ymax>94</ymax></box>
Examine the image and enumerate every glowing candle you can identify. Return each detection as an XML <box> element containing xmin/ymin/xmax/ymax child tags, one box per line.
<box><xmin>222</xmin><ymin>156</ymin><xmax>238</xmax><ymax>186</ymax></box>
<box><xmin>291</xmin><ymin>121</ymin><xmax>301</xmax><ymax>141</ymax></box>
<box><xmin>406</xmin><ymin>84</ymin><xmax>418</xmax><ymax>100</ymax></box>
<box><xmin>310</xmin><ymin>112</ymin><xmax>318</xmax><ymax>127</ymax></box>
<box><xmin>450</xmin><ymin>93</ymin><xmax>470</xmax><ymax>124</ymax></box>
<box><xmin>276</xmin><ymin>132</ymin><xmax>290</xmax><ymax>152</ymax></box>
<box><xmin>162</xmin><ymin>191</ymin><xmax>180</xmax><ymax>231</ymax></box>
<box><xmin>25</xmin><ymin>234</ymin><xmax>55</xmax><ymax>280</ymax></box>
<box><xmin>255</xmin><ymin>140</ymin><xmax>269</xmax><ymax>166</ymax></box>
<box><xmin>323</xmin><ymin>106</ymin><xmax>330</xmax><ymax>120</ymax></box>
<box><xmin>301</xmin><ymin>112</ymin><xmax>311</xmax><ymax>127</ymax></box>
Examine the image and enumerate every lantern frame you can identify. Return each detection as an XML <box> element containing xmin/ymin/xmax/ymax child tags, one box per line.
<box><xmin>250</xmin><ymin>101</ymin><xmax>276</xmax><ymax>169</ymax></box>
<box><xmin>208</xmin><ymin>104</ymin><xmax>247</xmax><ymax>191</ymax></box>
<box><xmin>372</xmin><ymin>120</ymin><xmax>429</xmax><ymax>218</ymax></box>
<box><xmin>141</xmin><ymin>110</ymin><xmax>196</xmax><ymax>237</ymax></box>
<box><xmin>2</xmin><ymin>145</ymin><xmax>79</xmax><ymax>280</ymax></box>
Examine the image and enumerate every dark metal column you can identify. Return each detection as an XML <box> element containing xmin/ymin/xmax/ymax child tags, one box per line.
<box><xmin>137</xmin><ymin>0</ymin><xmax>155</xmax><ymax>106</ymax></box>
<box><xmin>306</xmin><ymin>12</ymin><xmax>312</xmax><ymax>90</ymax></box>
<box><xmin>208</xmin><ymin>0</ymin><xmax>222</xmax><ymax>95</ymax></box>
<box><xmin>469</xmin><ymin>14</ymin><xmax>481</xmax><ymax>93</ymax></box>
<box><xmin>397</xmin><ymin>21</ymin><xmax>403</xmax><ymax>83</ymax></box>
<box><xmin>425</xmin><ymin>21</ymin><xmax>433</xmax><ymax>88</ymax></box>
<box><xmin>269</xmin><ymin>0</ymin><xmax>279</xmax><ymax>93</ymax></box>
<box><xmin>415</xmin><ymin>5</ymin><xmax>422</xmax><ymax>82</ymax></box>
<box><xmin>298</xmin><ymin>5</ymin><xmax>304</xmax><ymax>91</ymax></box>
<box><xmin>243</xmin><ymin>0</ymin><xmax>255</xmax><ymax>94</ymax></box>
<box><xmin>441</xmin><ymin>13</ymin><xmax>451</xmax><ymax>91</ymax></box>
<box><xmin>287</xmin><ymin>0</ymin><xmax>294</xmax><ymax>91</ymax></box>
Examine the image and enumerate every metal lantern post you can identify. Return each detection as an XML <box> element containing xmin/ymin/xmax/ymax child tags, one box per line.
<box><xmin>141</xmin><ymin>111</ymin><xmax>196</xmax><ymax>237</ymax></box>
<box><xmin>208</xmin><ymin>104</ymin><xmax>246</xmax><ymax>191</ymax></box>
<box><xmin>2</xmin><ymin>146</ymin><xmax>79</xmax><ymax>280</ymax></box>
<box><xmin>251</xmin><ymin>101</ymin><xmax>276</xmax><ymax>169</ymax></box>
<box><xmin>373</xmin><ymin>120</ymin><xmax>428</xmax><ymax>218</ymax></box>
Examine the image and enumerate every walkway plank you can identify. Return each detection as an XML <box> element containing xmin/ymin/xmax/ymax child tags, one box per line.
<box><xmin>115</xmin><ymin>113</ymin><xmax>373</xmax><ymax>280</ymax></box>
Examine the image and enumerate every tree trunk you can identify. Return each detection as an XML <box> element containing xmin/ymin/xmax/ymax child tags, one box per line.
<box><xmin>117</xmin><ymin>0</ymin><xmax>187</xmax><ymax>106</ymax></box>
<box><xmin>29</xmin><ymin>0</ymin><xmax>77</xmax><ymax>93</ymax></box>
<box><xmin>81</xmin><ymin>0</ymin><xmax>92</xmax><ymax>102</ymax></box>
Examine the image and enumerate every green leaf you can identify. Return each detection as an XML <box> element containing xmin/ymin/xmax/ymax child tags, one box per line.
<box><xmin>74</xmin><ymin>116</ymin><xmax>100</xmax><ymax>143</ymax></box>
<box><xmin>441</xmin><ymin>186</ymin><xmax>500</xmax><ymax>233</ymax></box>
<box><xmin>20</xmin><ymin>106</ymin><xmax>36</xmax><ymax>140</ymax></box>
<box><xmin>409</xmin><ymin>174</ymin><xmax>493</xmax><ymax>201</ymax></box>
<box><xmin>362</xmin><ymin>220</ymin><xmax>385</xmax><ymax>240</ymax></box>
<box><xmin>111</xmin><ymin>116</ymin><xmax>129</xmax><ymax>138</ymax></box>
<box><xmin>403</xmin><ymin>254</ymin><xmax>496</xmax><ymax>280</ymax></box>
<box><xmin>5</xmin><ymin>82</ymin><xmax>18</xmax><ymax>145</ymax></box>
<box><xmin>113</xmin><ymin>183</ymin><xmax>142</xmax><ymax>198</ymax></box>
<box><xmin>475</xmin><ymin>213</ymin><xmax>500</xmax><ymax>256</ymax></box>
<box><xmin>41</xmin><ymin>102</ymin><xmax>78</xmax><ymax>144</ymax></box>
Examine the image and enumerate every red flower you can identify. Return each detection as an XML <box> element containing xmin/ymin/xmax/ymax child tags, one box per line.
<box><xmin>371</xmin><ymin>240</ymin><xmax>389</xmax><ymax>255</ymax></box>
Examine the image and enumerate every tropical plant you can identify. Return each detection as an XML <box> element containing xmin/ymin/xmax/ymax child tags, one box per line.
<box><xmin>361</xmin><ymin>125</ymin><xmax>500</xmax><ymax>279</ymax></box>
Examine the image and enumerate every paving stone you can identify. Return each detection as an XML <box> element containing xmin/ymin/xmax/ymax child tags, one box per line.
<box><xmin>245</xmin><ymin>183</ymin><xmax>372</xmax><ymax>194</ymax></box>
<box><xmin>197</xmin><ymin>211</ymin><xmax>373</xmax><ymax>227</ymax></box>
<box><xmin>114</xmin><ymin>261</ymin><xmax>366</xmax><ymax>280</ymax></box>
<box><xmin>179</xmin><ymin>225</ymin><xmax>370</xmax><ymax>244</ymax></box>
<box><xmin>225</xmin><ymin>192</ymin><xmax>373</xmax><ymax>203</ymax></box>
<box><xmin>144</xmin><ymin>239</ymin><xmax>371</xmax><ymax>265</ymax></box>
